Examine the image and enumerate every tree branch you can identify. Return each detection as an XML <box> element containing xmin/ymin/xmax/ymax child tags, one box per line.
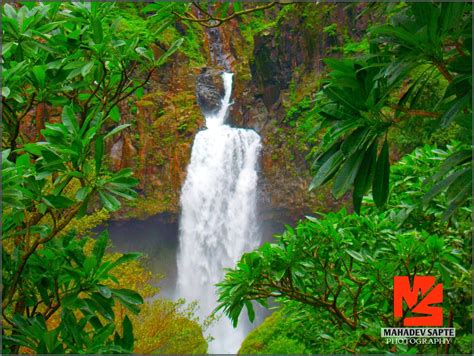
<box><xmin>8</xmin><ymin>92</ymin><xmax>36</xmax><ymax>158</ymax></box>
<box><xmin>104</xmin><ymin>67</ymin><xmax>155</xmax><ymax>119</ymax></box>
<box><xmin>2</xmin><ymin>199</ymin><xmax>89</xmax><ymax>311</ymax></box>
<box><xmin>390</xmin><ymin>105</ymin><xmax>441</xmax><ymax>123</ymax></box>
<box><xmin>173</xmin><ymin>2</ymin><xmax>293</xmax><ymax>28</ymax></box>
<box><xmin>81</xmin><ymin>59</ymin><xmax>107</xmax><ymax>125</ymax></box>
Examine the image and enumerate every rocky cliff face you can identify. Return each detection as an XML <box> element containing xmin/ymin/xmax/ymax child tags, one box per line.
<box><xmin>112</xmin><ymin>3</ymin><xmax>370</xmax><ymax>221</ymax></box>
<box><xmin>228</xmin><ymin>3</ymin><xmax>369</xmax><ymax>219</ymax></box>
<box><xmin>110</xmin><ymin>49</ymin><xmax>205</xmax><ymax>219</ymax></box>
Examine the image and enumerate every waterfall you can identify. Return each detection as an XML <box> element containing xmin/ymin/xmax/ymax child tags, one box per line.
<box><xmin>176</xmin><ymin>72</ymin><xmax>261</xmax><ymax>353</ymax></box>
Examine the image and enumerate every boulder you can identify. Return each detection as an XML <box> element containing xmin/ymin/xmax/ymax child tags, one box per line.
<box><xmin>195</xmin><ymin>67</ymin><xmax>225</xmax><ymax>114</ymax></box>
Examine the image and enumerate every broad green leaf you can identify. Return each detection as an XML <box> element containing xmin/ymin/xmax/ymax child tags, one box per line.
<box><xmin>440</xmin><ymin>94</ymin><xmax>470</xmax><ymax>128</ymax></box>
<box><xmin>84</xmin><ymin>255</ymin><xmax>98</xmax><ymax>276</ymax></box>
<box><xmin>372</xmin><ymin>140</ymin><xmax>390</xmax><ymax>208</ymax></box>
<box><xmin>310</xmin><ymin>150</ymin><xmax>344</xmax><ymax>190</ymax></box>
<box><xmin>423</xmin><ymin>168</ymin><xmax>470</xmax><ymax>206</ymax></box>
<box><xmin>95</xmin><ymin>252</ymin><xmax>141</xmax><ymax>280</ymax></box>
<box><xmin>92</xmin><ymin>17</ymin><xmax>103</xmax><ymax>44</ymax></box>
<box><xmin>97</xmin><ymin>285</ymin><xmax>112</xmax><ymax>299</ymax></box>
<box><xmin>441</xmin><ymin>183</ymin><xmax>471</xmax><ymax>221</ymax></box>
<box><xmin>333</xmin><ymin>150</ymin><xmax>365</xmax><ymax>198</ymax></box>
<box><xmin>111</xmin><ymin>289</ymin><xmax>143</xmax><ymax>314</ymax></box>
<box><xmin>32</xmin><ymin>65</ymin><xmax>46</xmax><ymax>88</ymax></box>
<box><xmin>135</xmin><ymin>87</ymin><xmax>144</xmax><ymax>100</ymax></box>
<box><xmin>99</xmin><ymin>190</ymin><xmax>121</xmax><ymax>211</ymax></box>
<box><xmin>3</xmin><ymin>4</ymin><xmax>17</xmax><ymax>19</ymax></box>
<box><xmin>85</xmin><ymin>294</ymin><xmax>114</xmax><ymax>321</ymax></box>
<box><xmin>105</xmin><ymin>186</ymin><xmax>137</xmax><ymax>201</ymax></box>
<box><xmin>440</xmin><ymin>2</ymin><xmax>467</xmax><ymax>34</ymax></box>
<box><xmin>346</xmin><ymin>250</ymin><xmax>365</xmax><ymax>262</ymax></box>
<box><xmin>61</xmin><ymin>105</ymin><xmax>79</xmax><ymax>134</ymax></box>
<box><xmin>95</xmin><ymin>135</ymin><xmax>104</xmax><ymax>173</ymax></box>
<box><xmin>104</xmin><ymin>124</ymin><xmax>130</xmax><ymax>140</ymax></box>
<box><xmin>352</xmin><ymin>193</ymin><xmax>363</xmax><ymax>215</ymax></box>
<box><xmin>431</xmin><ymin>149</ymin><xmax>471</xmax><ymax>181</ymax></box>
<box><xmin>341</xmin><ymin>127</ymin><xmax>371</xmax><ymax>157</ymax></box>
<box><xmin>2</xmin><ymin>86</ymin><xmax>11</xmax><ymax>98</ymax></box>
<box><xmin>244</xmin><ymin>300</ymin><xmax>255</xmax><ymax>323</ymax></box>
<box><xmin>111</xmin><ymin>289</ymin><xmax>143</xmax><ymax>305</ymax></box>
<box><xmin>81</xmin><ymin>62</ymin><xmax>94</xmax><ymax>77</ymax></box>
<box><xmin>92</xmin><ymin>232</ymin><xmax>108</xmax><ymax>268</ymax></box>
<box><xmin>135</xmin><ymin>47</ymin><xmax>154</xmax><ymax>62</ymax></box>
<box><xmin>122</xmin><ymin>315</ymin><xmax>133</xmax><ymax>351</ymax></box>
<box><xmin>109</xmin><ymin>106</ymin><xmax>120</xmax><ymax>122</ymax></box>
<box><xmin>353</xmin><ymin>141</ymin><xmax>378</xmax><ymax>213</ymax></box>
<box><xmin>42</xmin><ymin>195</ymin><xmax>74</xmax><ymax>209</ymax></box>
<box><xmin>75</xmin><ymin>186</ymin><xmax>92</xmax><ymax>201</ymax></box>
<box><xmin>156</xmin><ymin>38</ymin><xmax>184</xmax><ymax>67</ymax></box>
<box><xmin>353</xmin><ymin>141</ymin><xmax>378</xmax><ymax>198</ymax></box>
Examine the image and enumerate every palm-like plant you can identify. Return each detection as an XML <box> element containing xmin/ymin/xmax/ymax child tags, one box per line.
<box><xmin>310</xmin><ymin>2</ymin><xmax>472</xmax><ymax>218</ymax></box>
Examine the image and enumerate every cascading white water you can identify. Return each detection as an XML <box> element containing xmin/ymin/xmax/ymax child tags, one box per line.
<box><xmin>176</xmin><ymin>72</ymin><xmax>261</xmax><ymax>353</ymax></box>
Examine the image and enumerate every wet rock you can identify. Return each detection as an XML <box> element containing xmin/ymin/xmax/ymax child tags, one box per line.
<box><xmin>110</xmin><ymin>134</ymin><xmax>137</xmax><ymax>171</ymax></box>
<box><xmin>206</xmin><ymin>27</ymin><xmax>235</xmax><ymax>71</ymax></box>
<box><xmin>110</xmin><ymin>139</ymin><xmax>124</xmax><ymax>171</ymax></box>
<box><xmin>196</xmin><ymin>67</ymin><xmax>225</xmax><ymax>114</ymax></box>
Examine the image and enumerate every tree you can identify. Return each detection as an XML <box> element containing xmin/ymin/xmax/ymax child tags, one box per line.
<box><xmin>2</xmin><ymin>2</ymin><xmax>181</xmax><ymax>155</ymax></box>
<box><xmin>308</xmin><ymin>2</ymin><xmax>471</xmax><ymax>217</ymax></box>
<box><xmin>2</xmin><ymin>2</ymin><xmax>182</xmax><ymax>353</ymax></box>
<box><xmin>216</xmin><ymin>3</ymin><xmax>472</xmax><ymax>354</ymax></box>
<box><xmin>217</xmin><ymin>144</ymin><xmax>472</xmax><ymax>354</ymax></box>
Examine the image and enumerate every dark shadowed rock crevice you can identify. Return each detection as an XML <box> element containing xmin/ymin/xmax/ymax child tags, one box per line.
<box><xmin>224</xmin><ymin>3</ymin><xmax>372</xmax><ymax>218</ymax></box>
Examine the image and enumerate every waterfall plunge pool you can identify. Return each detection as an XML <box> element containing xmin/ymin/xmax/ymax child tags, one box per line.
<box><xmin>98</xmin><ymin>210</ymin><xmax>294</xmax><ymax>353</ymax></box>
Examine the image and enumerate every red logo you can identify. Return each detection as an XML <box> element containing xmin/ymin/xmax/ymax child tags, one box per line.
<box><xmin>394</xmin><ymin>276</ymin><xmax>443</xmax><ymax>326</ymax></box>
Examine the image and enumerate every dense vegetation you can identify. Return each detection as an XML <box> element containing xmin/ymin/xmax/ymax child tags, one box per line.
<box><xmin>2</xmin><ymin>1</ymin><xmax>472</xmax><ymax>355</ymax></box>
<box><xmin>220</xmin><ymin>144</ymin><xmax>472</xmax><ymax>354</ymax></box>
<box><xmin>1</xmin><ymin>2</ymin><xmax>205</xmax><ymax>354</ymax></box>
<box><xmin>216</xmin><ymin>2</ymin><xmax>472</xmax><ymax>354</ymax></box>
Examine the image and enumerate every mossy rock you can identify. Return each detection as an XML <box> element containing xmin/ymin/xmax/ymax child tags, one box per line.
<box><xmin>136</xmin><ymin>100</ymin><xmax>155</xmax><ymax>107</ymax></box>
<box><xmin>239</xmin><ymin>311</ymin><xmax>310</xmax><ymax>354</ymax></box>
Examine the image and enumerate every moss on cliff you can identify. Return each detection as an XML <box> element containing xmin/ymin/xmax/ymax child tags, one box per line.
<box><xmin>114</xmin><ymin>86</ymin><xmax>203</xmax><ymax>220</ymax></box>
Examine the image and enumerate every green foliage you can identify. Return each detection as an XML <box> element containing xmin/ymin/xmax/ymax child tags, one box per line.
<box><xmin>323</xmin><ymin>23</ymin><xmax>337</xmax><ymax>37</ymax></box>
<box><xmin>308</xmin><ymin>2</ymin><xmax>472</xmax><ymax>216</ymax></box>
<box><xmin>341</xmin><ymin>37</ymin><xmax>370</xmax><ymax>56</ymax></box>
<box><xmin>141</xmin><ymin>2</ymin><xmax>206</xmax><ymax>65</ymax></box>
<box><xmin>239</xmin><ymin>311</ymin><xmax>309</xmax><ymax>354</ymax></box>
<box><xmin>2</xmin><ymin>232</ymin><xmax>143</xmax><ymax>354</ymax></box>
<box><xmin>133</xmin><ymin>299</ymin><xmax>209</xmax><ymax>354</ymax></box>
<box><xmin>2</xmin><ymin>2</ymin><xmax>183</xmax><ymax>152</ymax></box>
<box><xmin>369</xmin><ymin>143</ymin><xmax>471</xmax><ymax>232</ymax></box>
<box><xmin>422</xmin><ymin>147</ymin><xmax>472</xmax><ymax>221</ymax></box>
<box><xmin>218</xmin><ymin>144</ymin><xmax>472</xmax><ymax>354</ymax></box>
<box><xmin>1</xmin><ymin>2</ymin><xmax>182</xmax><ymax>353</ymax></box>
<box><xmin>285</xmin><ymin>97</ymin><xmax>313</xmax><ymax>127</ymax></box>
